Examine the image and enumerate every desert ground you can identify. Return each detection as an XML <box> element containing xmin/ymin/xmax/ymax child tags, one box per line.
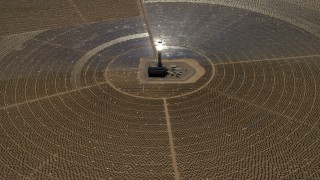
<box><xmin>0</xmin><ymin>0</ymin><xmax>320</xmax><ymax>179</ymax></box>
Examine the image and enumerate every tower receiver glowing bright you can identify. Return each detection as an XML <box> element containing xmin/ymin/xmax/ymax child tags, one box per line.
<box><xmin>156</xmin><ymin>41</ymin><xmax>164</xmax><ymax>51</ymax></box>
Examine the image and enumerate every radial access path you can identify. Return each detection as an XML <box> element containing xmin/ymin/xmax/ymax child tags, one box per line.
<box><xmin>0</xmin><ymin>1</ymin><xmax>320</xmax><ymax>179</ymax></box>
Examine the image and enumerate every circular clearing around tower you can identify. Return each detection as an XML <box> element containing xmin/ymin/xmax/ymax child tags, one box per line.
<box><xmin>105</xmin><ymin>46</ymin><xmax>215</xmax><ymax>99</ymax></box>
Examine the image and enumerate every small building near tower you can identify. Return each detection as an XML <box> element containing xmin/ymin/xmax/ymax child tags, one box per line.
<box><xmin>148</xmin><ymin>66</ymin><xmax>168</xmax><ymax>77</ymax></box>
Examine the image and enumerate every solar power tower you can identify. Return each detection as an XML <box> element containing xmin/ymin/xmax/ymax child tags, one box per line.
<box><xmin>0</xmin><ymin>0</ymin><xmax>320</xmax><ymax>179</ymax></box>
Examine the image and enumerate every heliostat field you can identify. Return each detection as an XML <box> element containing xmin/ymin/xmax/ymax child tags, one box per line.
<box><xmin>0</xmin><ymin>0</ymin><xmax>320</xmax><ymax>179</ymax></box>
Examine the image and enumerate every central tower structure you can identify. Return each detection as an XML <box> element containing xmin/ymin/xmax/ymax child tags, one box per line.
<box><xmin>148</xmin><ymin>41</ymin><xmax>168</xmax><ymax>77</ymax></box>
